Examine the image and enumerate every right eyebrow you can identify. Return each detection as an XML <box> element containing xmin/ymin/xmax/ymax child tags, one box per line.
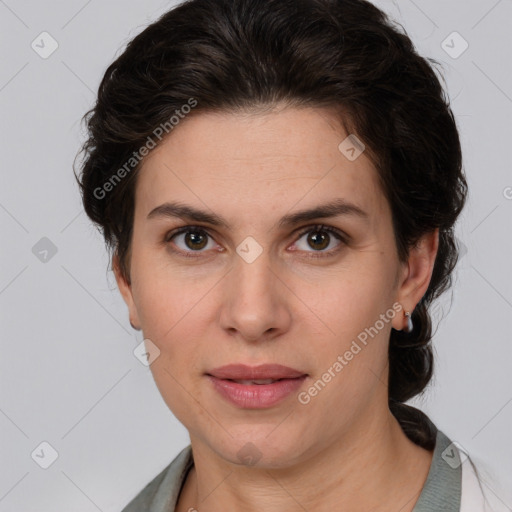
<box><xmin>146</xmin><ymin>198</ymin><xmax>369</xmax><ymax>229</ymax></box>
<box><xmin>147</xmin><ymin>202</ymin><xmax>229</xmax><ymax>227</ymax></box>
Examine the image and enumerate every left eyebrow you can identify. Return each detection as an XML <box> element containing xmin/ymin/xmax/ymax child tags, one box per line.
<box><xmin>277</xmin><ymin>198</ymin><xmax>369</xmax><ymax>228</ymax></box>
<box><xmin>146</xmin><ymin>198</ymin><xmax>369</xmax><ymax>228</ymax></box>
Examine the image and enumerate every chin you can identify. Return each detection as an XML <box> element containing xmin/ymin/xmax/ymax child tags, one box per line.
<box><xmin>210</xmin><ymin>428</ymin><xmax>307</xmax><ymax>469</ymax></box>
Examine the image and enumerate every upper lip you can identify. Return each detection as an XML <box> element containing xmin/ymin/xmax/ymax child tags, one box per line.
<box><xmin>207</xmin><ymin>364</ymin><xmax>307</xmax><ymax>380</ymax></box>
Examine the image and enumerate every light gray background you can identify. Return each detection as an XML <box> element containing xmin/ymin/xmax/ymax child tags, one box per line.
<box><xmin>1</xmin><ymin>0</ymin><xmax>511</xmax><ymax>510</ymax></box>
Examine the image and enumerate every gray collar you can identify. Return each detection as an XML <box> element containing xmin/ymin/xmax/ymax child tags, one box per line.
<box><xmin>412</xmin><ymin>428</ymin><xmax>462</xmax><ymax>511</ymax></box>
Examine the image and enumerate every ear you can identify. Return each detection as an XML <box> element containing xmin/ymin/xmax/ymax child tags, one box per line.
<box><xmin>112</xmin><ymin>253</ymin><xmax>141</xmax><ymax>331</ymax></box>
<box><xmin>392</xmin><ymin>228</ymin><xmax>439</xmax><ymax>331</ymax></box>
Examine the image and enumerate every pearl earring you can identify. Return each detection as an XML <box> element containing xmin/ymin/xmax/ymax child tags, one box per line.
<box><xmin>404</xmin><ymin>311</ymin><xmax>413</xmax><ymax>333</ymax></box>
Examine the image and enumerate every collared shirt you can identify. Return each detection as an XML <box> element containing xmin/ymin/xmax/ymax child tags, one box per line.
<box><xmin>121</xmin><ymin>426</ymin><xmax>492</xmax><ymax>511</ymax></box>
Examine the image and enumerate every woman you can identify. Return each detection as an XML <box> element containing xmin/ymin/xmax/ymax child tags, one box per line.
<box><xmin>75</xmin><ymin>0</ymin><xmax>498</xmax><ymax>510</ymax></box>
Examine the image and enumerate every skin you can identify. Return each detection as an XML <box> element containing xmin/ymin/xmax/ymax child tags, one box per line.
<box><xmin>114</xmin><ymin>104</ymin><xmax>439</xmax><ymax>512</ymax></box>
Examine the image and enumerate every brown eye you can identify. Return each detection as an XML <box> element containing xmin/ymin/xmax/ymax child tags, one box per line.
<box><xmin>306</xmin><ymin>230</ymin><xmax>330</xmax><ymax>251</ymax></box>
<box><xmin>293</xmin><ymin>224</ymin><xmax>346</xmax><ymax>258</ymax></box>
<box><xmin>164</xmin><ymin>224</ymin><xmax>346</xmax><ymax>259</ymax></box>
<box><xmin>182</xmin><ymin>231</ymin><xmax>208</xmax><ymax>250</ymax></box>
<box><xmin>166</xmin><ymin>227</ymin><xmax>214</xmax><ymax>254</ymax></box>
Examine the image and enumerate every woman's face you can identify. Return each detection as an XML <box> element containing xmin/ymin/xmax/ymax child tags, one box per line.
<box><xmin>115</xmin><ymin>105</ymin><xmax>435</xmax><ymax>468</ymax></box>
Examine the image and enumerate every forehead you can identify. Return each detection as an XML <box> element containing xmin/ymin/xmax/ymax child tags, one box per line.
<box><xmin>134</xmin><ymin>106</ymin><xmax>387</xmax><ymax>227</ymax></box>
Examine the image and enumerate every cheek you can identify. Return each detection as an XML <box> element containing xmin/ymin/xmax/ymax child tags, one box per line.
<box><xmin>132</xmin><ymin>266</ymin><xmax>201</xmax><ymax>342</ymax></box>
<box><xmin>311</xmin><ymin>269</ymin><xmax>394</xmax><ymax>342</ymax></box>
<box><xmin>304</xmin><ymin>279</ymin><xmax>394</xmax><ymax>398</ymax></box>
<box><xmin>302</xmin><ymin>326</ymin><xmax>390</xmax><ymax>427</ymax></box>
<box><xmin>143</xmin><ymin>326</ymin><xmax>205</xmax><ymax>426</ymax></box>
<box><xmin>132</xmin><ymin>278</ymin><xmax>208</xmax><ymax>418</ymax></box>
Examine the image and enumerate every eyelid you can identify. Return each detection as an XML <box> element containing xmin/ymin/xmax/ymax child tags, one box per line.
<box><xmin>164</xmin><ymin>223</ymin><xmax>348</xmax><ymax>258</ymax></box>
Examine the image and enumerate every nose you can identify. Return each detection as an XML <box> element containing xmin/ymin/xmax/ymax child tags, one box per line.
<box><xmin>218</xmin><ymin>251</ymin><xmax>292</xmax><ymax>343</ymax></box>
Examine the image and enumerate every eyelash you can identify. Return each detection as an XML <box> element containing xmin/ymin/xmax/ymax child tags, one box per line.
<box><xmin>164</xmin><ymin>224</ymin><xmax>347</xmax><ymax>260</ymax></box>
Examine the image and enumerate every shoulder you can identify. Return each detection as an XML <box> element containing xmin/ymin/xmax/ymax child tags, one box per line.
<box><xmin>455</xmin><ymin>443</ymin><xmax>510</xmax><ymax>512</ymax></box>
<box><xmin>120</xmin><ymin>445</ymin><xmax>193</xmax><ymax>512</ymax></box>
<box><xmin>410</xmin><ymin>419</ymin><xmax>509</xmax><ymax>512</ymax></box>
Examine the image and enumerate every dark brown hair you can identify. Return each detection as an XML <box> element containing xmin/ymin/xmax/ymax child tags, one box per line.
<box><xmin>75</xmin><ymin>0</ymin><xmax>467</xmax><ymax>449</ymax></box>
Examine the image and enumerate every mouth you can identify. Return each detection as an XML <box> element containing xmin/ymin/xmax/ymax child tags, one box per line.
<box><xmin>207</xmin><ymin>363</ymin><xmax>307</xmax><ymax>380</ymax></box>
<box><xmin>206</xmin><ymin>364</ymin><xmax>308</xmax><ymax>408</ymax></box>
<box><xmin>224</xmin><ymin>378</ymin><xmax>289</xmax><ymax>385</ymax></box>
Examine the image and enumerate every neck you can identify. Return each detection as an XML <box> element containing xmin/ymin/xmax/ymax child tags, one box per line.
<box><xmin>177</xmin><ymin>406</ymin><xmax>433</xmax><ymax>512</ymax></box>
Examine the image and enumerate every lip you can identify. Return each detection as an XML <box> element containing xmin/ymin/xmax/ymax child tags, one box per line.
<box><xmin>207</xmin><ymin>363</ymin><xmax>306</xmax><ymax>380</ymax></box>
<box><xmin>206</xmin><ymin>364</ymin><xmax>308</xmax><ymax>409</ymax></box>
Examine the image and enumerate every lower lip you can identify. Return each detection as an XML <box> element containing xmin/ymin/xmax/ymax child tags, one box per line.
<box><xmin>207</xmin><ymin>375</ymin><xmax>307</xmax><ymax>409</ymax></box>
